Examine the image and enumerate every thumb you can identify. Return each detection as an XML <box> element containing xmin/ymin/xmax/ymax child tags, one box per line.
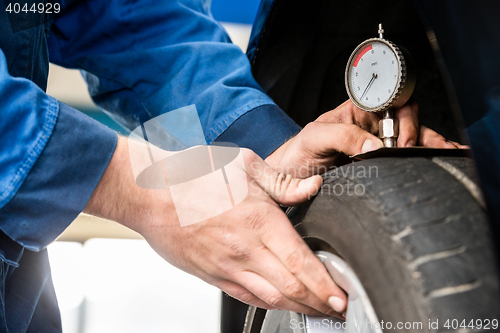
<box><xmin>243</xmin><ymin>150</ymin><xmax>323</xmax><ymax>205</ymax></box>
<box><xmin>302</xmin><ymin>122</ymin><xmax>384</xmax><ymax>156</ymax></box>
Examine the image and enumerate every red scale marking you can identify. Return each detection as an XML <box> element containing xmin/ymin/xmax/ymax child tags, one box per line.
<box><xmin>353</xmin><ymin>44</ymin><xmax>373</xmax><ymax>67</ymax></box>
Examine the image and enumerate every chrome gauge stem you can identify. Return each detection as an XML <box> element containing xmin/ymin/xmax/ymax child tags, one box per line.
<box><xmin>378</xmin><ymin>23</ymin><xmax>384</xmax><ymax>39</ymax></box>
<box><xmin>379</xmin><ymin>109</ymin><xmax>398</xmax><ymax>147</ymax></box>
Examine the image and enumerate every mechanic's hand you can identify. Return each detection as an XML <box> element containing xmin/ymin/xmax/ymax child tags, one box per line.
<box><xmin>142</xmin><ymin>149</ymin><xmax>346</xmax><ymax>317</ymax></box>
<box><xmin>266</xmin><ymin>99</ymin><xmax>466</xmax><ymax>177</ymax></box>
<box><xmin>85</xmin><ymin>137</ymin><xmax>347</xmax><ymax>318</ymax></box>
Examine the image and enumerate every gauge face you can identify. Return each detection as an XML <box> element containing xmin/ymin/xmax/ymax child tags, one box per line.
<box><xmin>347</xmin><ymin>39</ymin><xmax>401</xmax><ymax>111</ymax></box>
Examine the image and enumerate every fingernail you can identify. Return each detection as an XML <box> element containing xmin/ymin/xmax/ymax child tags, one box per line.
<box><xmin>361</xmin><ymin>139</ymin><xmax>384</xmax><ymax>153</ymax></box>
<box><xmin>328</xmin><ymin>296</ymin><xmax>345</xmax><ymax>313</ymax></box>
<box><xmin>406</xmin><ymin>140</ymin><xmax>415</xmax><ymax>147</ymax></box>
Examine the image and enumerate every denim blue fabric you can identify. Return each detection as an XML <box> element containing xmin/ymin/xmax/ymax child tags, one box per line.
<box><xmin>1</xmin><ymin>249</ymin><xmax>61</xmax><ymax>333</ymax></box>
<box><xmin>47</xmin><ymin>0</ymin><xmax>299</xmax><ymax>147</ymax></box>
<box><xmin>0</xmin><ymin>0</ymin><xmax>299</xmax><ymax>331</ymax></box>
<box><xmin>467</xmin><ymin>85</ymin><xmax>500</xmax><ymax>224</ymax></box>
<box><xmin>217</xmin><ymin>104</ymin><xmax>299</xmax><ymax>156</ymax></box>
<box><xmin>0</xmin><ymin>99</ymin><xmax>118</xmax><ymax>252</ymax></box>
<box><xmin>0</xmin><ymin>34</ymin><xmax>117</xmax><ymax>333</ymax></box>
<box><xmin>247</xmin><ymin>0</ymin><xmax>274</xmax><ymax>62</ymax></box>
<box><xmin>412</xmin><ymin>0</ymin><xmax>500</xmax><ymax>223</ymax></box>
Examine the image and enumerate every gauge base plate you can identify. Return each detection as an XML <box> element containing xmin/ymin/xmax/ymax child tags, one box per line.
<box><xmin>352</xmin><ymin>147</ymin><xmax>472</xmax><ymax>160</ymax></box>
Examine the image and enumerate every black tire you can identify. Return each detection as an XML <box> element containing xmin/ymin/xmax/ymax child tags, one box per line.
<box><xmin>245</xmin><ymin>156</ymin><xmax>500</xmax><ymax>333</ymax></box>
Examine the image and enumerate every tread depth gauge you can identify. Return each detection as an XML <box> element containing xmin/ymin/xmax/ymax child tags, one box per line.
<box><xmin>345</xmin><ymin>24</ymin><xmax>416</xmax><ymax>147</ymax></box>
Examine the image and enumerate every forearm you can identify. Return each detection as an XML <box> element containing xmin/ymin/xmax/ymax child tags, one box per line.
<box><xmin>84</xmin><ymin>136</ymin><xmax>177</xmax><ymax>234</ymax></box>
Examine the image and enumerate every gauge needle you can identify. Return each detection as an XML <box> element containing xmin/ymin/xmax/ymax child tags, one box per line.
<box><xmin>360</xmin><ymin>73</ymin><xmax>378</xmax><ymax>100</ymax></box>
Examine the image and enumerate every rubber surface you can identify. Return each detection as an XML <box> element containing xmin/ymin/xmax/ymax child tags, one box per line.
<box><xmin>245</xmin><ymin>157</ymin><xmax>500</xmax><ymax>333</ymax></box>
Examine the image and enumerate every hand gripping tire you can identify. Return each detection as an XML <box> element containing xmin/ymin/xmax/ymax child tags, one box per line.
<box><xmin>244</xmin><ymin>156</ymin><xmax>500</xmax><ymax>333</ymax></box>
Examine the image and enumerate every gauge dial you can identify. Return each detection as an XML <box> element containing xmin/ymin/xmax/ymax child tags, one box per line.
<box><xmin>345</xmin><ymin>38</ymin><xmax>408</xmax><ymax>112</ymax></box>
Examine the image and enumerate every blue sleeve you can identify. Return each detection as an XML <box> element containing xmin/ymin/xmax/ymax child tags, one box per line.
<box><xmin>215</xmin><ymin>104</ymin><xmax>300</xmax><ymax>157</ymax></box>
<box><xmin>47</xmin><ymin>0</ymin><xmax>299</xmax><ymax>158</ymax></box>
<box><xmin>467</xmin><ymin>85</ymin><xmax>500</xmax><ymax>224</ymax></box>
<box><xmin>0</xmin><ymin>49</ymin><xmax>117</xmax><ymax>254</ymax></box>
